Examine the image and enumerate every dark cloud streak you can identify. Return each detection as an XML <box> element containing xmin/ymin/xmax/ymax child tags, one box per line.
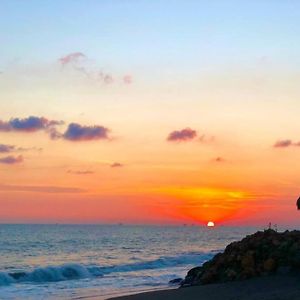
<box><xmin>0</xmin><ymin>116</ymin><xmax>63</xmax><ymax>133</ymax></box>
<box><xmin>0</xmin><ymin>155</ymin><xmax>23</xmax><ymax>164</ymax></box>
<box><xmin>110</xmin><ymin>162</ymin><xmax>123</xmax><ymax>168</ymax></box>
<box><xmin>0</xmin><ymin>144</ymin><xmax>15</xmax><ymax>153</ymax></box>
<box><xmin>67</xmin><ymin>170</ymin><xmax>95</xmax><ymax>175</ymax></box>
<box><xmin>0</xmin><ymin>184</ymin><xmax>86</xmax><ymax>193</ymax></box>
<box><xmin>273</xmin><ymin>139</ymin><xmax>300</xmax><ymax>148</ymax></box>
<box><xmin>167</xmin><ymin>128</ymin><xmax>197</xmax><ymax>142</ymax></box>
<box><xmin>63</xmin><ymin>123</ymin><xmax>110</xmax><ymax>141</ymax></box>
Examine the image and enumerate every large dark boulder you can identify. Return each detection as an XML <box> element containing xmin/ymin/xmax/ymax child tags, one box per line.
<box><xmin>182</xmin><ymin>229</ymin><xmax>300</xmax><ymax>286</ymax></box>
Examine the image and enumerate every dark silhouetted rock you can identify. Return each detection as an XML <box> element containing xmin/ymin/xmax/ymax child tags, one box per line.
<box><xmin>181</xmin><ymin>229</ymin><xmax>300</xmax><ymax>287</ymax></box>
<box><xmin>169</xmin><ymin>278</ymin><xmax>183</xmax><ymax>285</ymax></box>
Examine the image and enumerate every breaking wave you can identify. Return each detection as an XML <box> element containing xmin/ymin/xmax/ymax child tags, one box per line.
<box><xmin>0</xmin><ymin>251</ymin><xmax>216</xmax><ymax>286</ymax></box>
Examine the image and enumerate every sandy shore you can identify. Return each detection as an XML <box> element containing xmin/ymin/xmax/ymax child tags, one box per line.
<box><xmin>106</xmin><ymin>274</ymin><xmax>300</xmax><ymax>300</ymax></box>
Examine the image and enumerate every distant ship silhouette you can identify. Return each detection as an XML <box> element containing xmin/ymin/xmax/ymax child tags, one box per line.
<box><xmin>297</xmin><ymin>197</ymin><xmax>300</xmax><ymax>210</ymax></box>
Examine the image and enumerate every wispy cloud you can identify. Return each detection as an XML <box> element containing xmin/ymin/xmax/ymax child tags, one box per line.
<box><xmin>0</xmin><ymin>155</ymin><xmax>23</xmax><ymax>164</ymax></box>
<box><xmin>0</xmin><ymin>144</ymin><xmax>16</xmax><ymax>153</ymax></box>
<box><xmin>123</xmin><ymin>75</ymin><xmax>133</xmax><ymax>84</ymax></box>
<box><xmin>198</xmin><ymin>134</ymin><xmax>215</xmax><ymax>143</ymax></box>
<box><xmin>59</xmin><ymin>52</ymin><xmax>86</xmax><ymax>66</ymax></box>
<box><xmin>0</xmin><ymin>121</ymin><xmax>11</xmax><ymax>131</ymax></box>
<box><xmin>67</xmin><ymin>170</ymin><xmax>95</xmax><ymax>175</ymax></box>
<box><xmin>63</xmin><ymin>123</ymin><xmax>110</xmax><ymax>141</ymax></box>
<box><xmin>47</xmin><ymin>127</ymin><xmax>63</xmax><ymax>140</ymax></box>
<box><xmin>213</xmin><ymin>157</ymin><xmax>226</xmax><ymax>163</ymax></box>
<box><xmin>0</xmin><ymin>143</ymin><xmax>42</xmax><ymax>153</ymax></box>
<box><xmin>167</xmin><ymin>128</ymin><xmax>197</xmax><ymax>142</ymax></box>
<box><xmin>0</xmin><ymin>184</ymin><xmax>86</xmax><ymax>193</ymax></box>
<box><xmin>110</xmin><ymin>162</ymin><xmax>123</xmax><ymax>168</ymax></box>
<box><xmin>58</xmin><ymin>52</ymin><xmax>133</xmax><ymax>85</ymax></box>
<box><xmin>98</xmin><ymin>72</ymin><xmax>114</xmax><ymax>84</ymax></box>
<box><xmin>273</xmin><ymin>139</ymin><xmax>300</xmax><ymax>148</ymax></box>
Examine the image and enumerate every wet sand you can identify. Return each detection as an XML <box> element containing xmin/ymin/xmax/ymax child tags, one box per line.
<box><xmin>107</xmin><ymin>274</ymin><xmax>300</xmax><ymax>300</ymax></box>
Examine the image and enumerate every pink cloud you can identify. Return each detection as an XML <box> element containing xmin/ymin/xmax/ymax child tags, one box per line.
<box><xmin>59</xmin><ymin>52</ymin><xmax>86</xmax><ymax>66</ymax></box>
<box><xmin>273</xmin><ymin>139</ymin><xmax>300</xmax><ymax>148</ymax></box>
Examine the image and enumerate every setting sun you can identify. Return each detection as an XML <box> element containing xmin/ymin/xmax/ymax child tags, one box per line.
<box><xmin>207</xmin><ymin>221</ymin><xmax>215</xmax><ymax>227</ymax></box>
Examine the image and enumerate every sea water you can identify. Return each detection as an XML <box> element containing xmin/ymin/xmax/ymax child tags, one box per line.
<box><xmin>0</xmin><ymin>224</ymin><xmax>261</xmax><ymax>299</ymax></box>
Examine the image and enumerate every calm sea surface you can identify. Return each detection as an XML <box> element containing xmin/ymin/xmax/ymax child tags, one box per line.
<box><xmin>0</xmin><ymin>224</ymin><xmax>266</xmax><ymax>299</ymax></box>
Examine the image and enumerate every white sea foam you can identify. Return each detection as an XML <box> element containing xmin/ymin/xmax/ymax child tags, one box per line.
<box><xmin>0</xmin><ymin>252</ymin><xmax>214</xmax><ymax>286</ymax></box>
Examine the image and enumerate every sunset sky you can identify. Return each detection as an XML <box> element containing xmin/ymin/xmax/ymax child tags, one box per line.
<box><xmin>1</xmin><ymin>1</ymin><xmax>300</xmax><ymax>225</ymax></box>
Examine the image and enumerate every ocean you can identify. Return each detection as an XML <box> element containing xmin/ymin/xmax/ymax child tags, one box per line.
<box><xmin>0</xmin><ymin>224</ymin><xmax>261</xmax><ymax>299</ymax></box>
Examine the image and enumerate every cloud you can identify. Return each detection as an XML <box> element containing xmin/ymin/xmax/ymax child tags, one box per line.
<box><xmin>0</xmin><ymin>144</ymin><xmax>15</xmax><ymax>153</ymax></box>
<box><xmin>63</xmin><ymin>123</ymin><xmax>110</xmax><ymax>141</ymax></box>
<box><xmin>0</xmin><ymin>184</ymin><xmax>85</xmax><ymax>193</ymax></box>
<box><xmin>0</xmin><ymin>144</ymin><xmax>42</xmax><ymax>153</ymax></box>
<box><xmin>0</xmin><ymin>155</ymin><xmax>23</xmax><ymax>164</ymax></box>
<box><xmin>48</xmin><ymin>127</ymin><xmax>63</xmax><ymax>140</ymax></box>
<box><xmin>98</xmin><ymin>72</ymin><xmax>114</xmax><ymax>84</ymax></box>
<box><xmin>67</xmin><ymin>170</ymin><xmax>95</xmax><ymax>175</ymax></box>
<box><xmin>58</xmin><ymin>52</ymin><xmax>132</xmax><ymax>85</ymax></box>
<box><xmin>10</xmin><ymin>117</ymin><xmax>52</xmax><ymax>132</ymax></box>
<box><xmin>0</xmin><ymin>121</ymin><xmax>11</xmax><ymax>131</ymax></box>
<box><xmin>59</xmin><ymin>52</ymin><xmax>86</xmax><ymax>66</ymax></box>
<box><xmin>0</xmin><ymin>117</ymin><xmax>110</xmax><ymax>143</ymax></box>
<box><xmin>110</xmin><ymin>162</ymin><xmax>123</xmax><ymax>168</ymax></box>
<box><xmin>0</xmin><ymin>116</ymin><xmax>63</xmax><ymax>133</ymax></box>
<box><xmin>123</xmin><ymin>75</ymin><xmax>133</xmax><ymax>84</ymax></box>
<box><xmin>167</xmin><ymin>128</ymin><xmax>197</xmax><ymax>142</ymax></box>
<box><xmin>213</xmin><ymin>157</ymin><xmax>226</xmax><ymax>163</ymax></box>
<box><xmin>199</xmin><ymin>134</ymin><xmax>215</xmax><ymax>143</ymax></box>
<box><xmin>273</xmin><ymin>139</ymin><xmax>300</xmax><ymax>148</ymax></box>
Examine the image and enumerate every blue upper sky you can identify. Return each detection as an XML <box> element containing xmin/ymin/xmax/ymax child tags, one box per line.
<box><xmin>1</xmin><ymin>0</ymin><xmax>300</xmax><ymax>73</ymax></box>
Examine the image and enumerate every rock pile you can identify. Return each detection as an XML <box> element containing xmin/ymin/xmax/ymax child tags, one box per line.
<box><xmin>182</xmin><ymin>229</ymin><xmax>300</xmax><ymax>286</ymax></box>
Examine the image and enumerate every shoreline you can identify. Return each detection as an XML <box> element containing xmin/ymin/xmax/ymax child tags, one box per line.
<box><xmin>105</xmin><ymin>274</ymin><xmax>300</xmax><ymax>300</ymax></box>
<box><xmin>75</xmin><ymin>286</ymin><xmax>175</xmax><ymax>300</ymax></box>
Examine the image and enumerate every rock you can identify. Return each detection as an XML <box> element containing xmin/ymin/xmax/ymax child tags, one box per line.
<box><xmin>290</xmin><ymin>251</ymin><xmax>300</xmax><ymax>268</ymax></box>
<box><xmin>186</xmin><ymin>266</ymin><xmax>202</xmax><ymax>278</ymax></box>
<box><xmin>263</xmin><ymin>258</ymin><xmax>276</xmax><ymax>273</ymax></box>
<box><xmin>225</xmin><ymin>268</ymin><xmax>237</xmax><ymax>281</ymax></box>
<box><xmin>263</xmin><ymin>258</ymin><xmax>276</xmax><ymax>272</ymax></box>
<box><xmin>183</xmin><ymin>229</ymin><xmax>300</xmax><ymax>286</ymax></box>
<box><xmin>241</xmin><ymin>253</ymin><xmax>255</xmax><ymax>270</ymax></box>
<box><xmin>169</xmin><ymin>278</ymin><xmax>183</xmax><ymax>285</ymax></box>
<box><xmin>200</xmin><ymin>268</ymin><xmax>218</xmax><ymax>284</ymax></box>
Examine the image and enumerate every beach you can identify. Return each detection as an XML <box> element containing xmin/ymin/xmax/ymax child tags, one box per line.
<box><xmin>108</xmin><ymin>274</ymin><xmax>300</xmax><ymax>300</ymax></box>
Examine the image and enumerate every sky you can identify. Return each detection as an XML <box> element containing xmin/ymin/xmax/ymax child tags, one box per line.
<box><xmin>0</xmin><ymin>0</ymin><xmax>300</xmax><ymax>226</ymax></box>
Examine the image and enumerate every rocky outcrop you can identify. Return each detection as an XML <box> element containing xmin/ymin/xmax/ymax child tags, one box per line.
<box><xmin>182</xmin><ymin>229</ymin><xmax>300</xmax><ymax>286</ymax></box>
<box><xmin>169</xmin><ymin>278</ymin><xmax>183</xmax><ymax>285</ymax></box>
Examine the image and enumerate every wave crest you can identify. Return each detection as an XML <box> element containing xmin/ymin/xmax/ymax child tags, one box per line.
<box><xmin>0</xmin><ymin>251</ymin><xmax>216</xmax><ymax>286</ymax></box>
<box><xmin>0</xmin><ymin>264</ymin><xmax>98</xmax><ymax>286</ymax></box>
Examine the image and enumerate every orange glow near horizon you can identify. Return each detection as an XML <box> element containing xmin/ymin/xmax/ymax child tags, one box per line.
<box><xmin>148</xmin><ymin>187</ymin><xmax>251</xmax><ymax>224</ymax></box>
